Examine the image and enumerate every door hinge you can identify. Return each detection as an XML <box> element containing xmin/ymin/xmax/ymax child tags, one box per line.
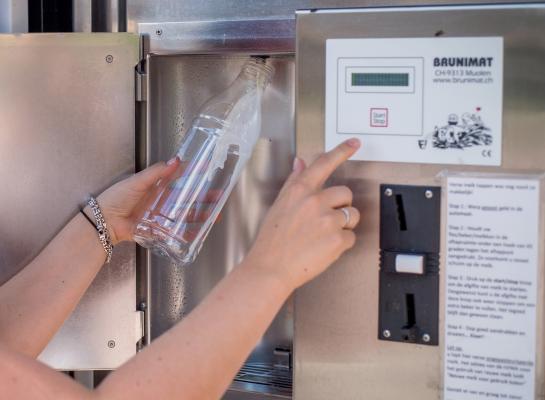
<box><xmin>135</xmin><ymin>309</ymin><xmax>145</xmax><ymax>346</ymax></box>
<box><xmin>136</xmin><ymin>71</ymin><xmax>147</xmax><ymax>102</ymax></box>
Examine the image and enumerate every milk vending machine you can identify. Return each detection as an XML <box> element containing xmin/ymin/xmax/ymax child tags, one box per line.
<box><xmin>1</xmin><ymin>2</ymin><xmax>544</xmax><ymax>400</ymax></box>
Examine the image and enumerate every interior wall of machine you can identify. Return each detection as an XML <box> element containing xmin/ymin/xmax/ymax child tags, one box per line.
<box><xmin>145</xmin><ymin>53</ymin><xmax>295</xmax><ymax>398</ymax></box>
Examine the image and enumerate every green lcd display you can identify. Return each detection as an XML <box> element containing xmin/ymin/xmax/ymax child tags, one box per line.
<box><xmin>351</xmin><ymin>72</ymin><xmax>409</xmax><ymax>87</ymax></box>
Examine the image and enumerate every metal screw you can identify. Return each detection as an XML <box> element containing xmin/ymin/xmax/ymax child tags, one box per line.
<box><xmin>384</xmin><ymin>188</ymin><xmax>393</xmax><ymax>197</ymax></box>
<box><xmin>382</xmin><ymin>329</ymin><xmax>391</xmax><ymax>338</ymax></box>
<box><xmin>155</xmin><ymin>29</ymin><xmax>163</xmax><ymax>36</ymax></box>
<box><xmin>422</xmin><ymin>333</ymin><xmax>431</xmax><ymax>343</ymax></box>
<box><xmin>139</xmin><ymin>302</ymin><xmax>147</xmax><ymax>311</ymax></box>
<box><xmin>107</xmin><ymin>340</ymin><xmax>116</xmax><ymax>348</ymax></box>
<box><xmin>105</xmin><ymin>54</ymin><xmax>114</xmax><ymax>63</ymax></box>
<box><xmin>425</xmin><ymin>190</ymin><xmax>433</xmax><ymax>199</ymax></box>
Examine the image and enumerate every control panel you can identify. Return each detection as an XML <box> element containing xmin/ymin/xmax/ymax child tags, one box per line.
<box><xmin>338</xmin><ymin>57</ymin><xmax>423</xmax><ymax>136</ymax></box>
<box><xmin>325</xmin><ymin>37</ymin><xmax>503</xmax><ymax>166</ymax></box>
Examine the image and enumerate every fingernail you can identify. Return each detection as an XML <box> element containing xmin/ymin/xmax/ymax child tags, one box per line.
<box><xmin>346</xmin><ymin>138</ymin><xmax>361</xmax><ymax>149</ymax></box>
<box><xmin>167</xmin><ymin>156</ymin><xmax>179</xmax><ymax>166</ymax></box>
<box><xmin>292</xmin><ymin>157</ymin><xmax>304</xmax><ymax>172</ymax></box>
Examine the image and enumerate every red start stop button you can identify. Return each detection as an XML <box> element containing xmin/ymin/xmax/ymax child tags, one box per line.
<box><xmin>370</xmin><ymin>108</ymin><xmax>388</xmax><ymax>127</ymax></box>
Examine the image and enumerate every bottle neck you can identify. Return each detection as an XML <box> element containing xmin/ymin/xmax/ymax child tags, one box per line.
<box><xmin>239</xmin><ymin>59</ymin><xmax>274</xmax><ymax>91</ymax></box>
<box><xmin>196</xmin><ymin>58</ymin><xmax>274</xmax><ymax>123</ymax></box>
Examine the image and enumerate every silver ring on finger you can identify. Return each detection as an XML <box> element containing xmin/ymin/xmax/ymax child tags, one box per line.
<box><xmin>340</xmin><ymin>207</ymin><xmax>350</xmax><ymax>228</ymax></box>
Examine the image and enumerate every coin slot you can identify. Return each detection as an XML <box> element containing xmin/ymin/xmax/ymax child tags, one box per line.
<box><xmin>379</xmin><ymin>184</ymin><xmax>440</xmax><ymax>346</ymax></box>
<box><xmin>403</xmin><ymin>293</ymin><xmax>416</xmax><ymax>341</ymax></box>
<box><xmin>395</xmin><ymin>194</ymin><xmax>407</xmax><ymax>231</ymax></box>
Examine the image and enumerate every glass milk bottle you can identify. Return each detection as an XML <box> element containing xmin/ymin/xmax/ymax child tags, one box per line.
<box><xmin>134</xmin><ymin>58</ymin><xmax>274</xmax><ymax>265</ymax></box>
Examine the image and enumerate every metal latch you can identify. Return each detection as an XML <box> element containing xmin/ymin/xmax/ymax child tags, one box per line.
<box><xmin>273</xmin><ymin>347</ymin><xmax>292</xmax><ymax>370</ymax></box>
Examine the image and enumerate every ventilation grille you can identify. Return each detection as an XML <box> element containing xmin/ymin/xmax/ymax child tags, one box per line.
<box><xmin>235</xmin><ymin>362</ymin><xmax>292</xmax><ymax>394</ymax></box>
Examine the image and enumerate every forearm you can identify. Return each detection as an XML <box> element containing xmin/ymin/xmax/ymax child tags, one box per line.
<box><xmin>1</xmin><ymin>141</ymin><xmax>358</xmax><ymax>399</ymax></box>
<box><xmin>0</xmin><ymin>212</ymin><xmax>106</xmax><ymax>357</ymax></box>
<box><xmin>3</xmin><ymin>261</ymin><xmax>290</xmax><ymax>400</ymax></box>
<box><xmin>1</xmin><ymin>344</ymin><xmax>94</xmax><ymax>400</ymax></box>
<box><xmin>97</xmin><ymin>260</ymin><xmax>290</xmax><ymax>400</ymax></box>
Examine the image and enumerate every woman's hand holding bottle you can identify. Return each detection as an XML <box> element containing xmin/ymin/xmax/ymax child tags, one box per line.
<box><xmin>96</xmin><ymin>137</ymin><xmax>361</xmax><ymax>295</ymax></box>
<box><xmin>95</xmin><ymin>158</ymin><xmax>181</xmax><ymax>245</ymax></box>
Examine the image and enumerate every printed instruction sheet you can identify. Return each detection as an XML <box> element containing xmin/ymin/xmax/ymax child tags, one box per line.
<box><xmin>444</xmin><ymin>176</ymin><xmax>540</xmax><ymax>400</ymax></box>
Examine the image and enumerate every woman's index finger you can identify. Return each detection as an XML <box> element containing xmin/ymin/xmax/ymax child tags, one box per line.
<box><xmin>299</xmin><ymin>139</ymin><xmax>361</xmax><ymax>189</ymax></box>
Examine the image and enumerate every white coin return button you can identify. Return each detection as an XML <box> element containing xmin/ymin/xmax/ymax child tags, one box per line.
<box><xmin>395</xmin><ymin>254</ymin><xmax>424</xmax><ymax>275</ymax></box>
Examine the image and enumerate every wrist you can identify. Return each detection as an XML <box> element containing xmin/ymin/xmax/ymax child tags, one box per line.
<box><xmin>237</xmin><ymin>255</ymin><xmax>294</xmax><ymax>300</ymax></box>
<box><xmin>93</xmin><ymin>195</ymin><xmax>120</xmax><ymax>245</ymax></box>
<box><xmin>83</xmin><ymin>198</ymin><xmax>118</xmax><ymax>254</ymax></box>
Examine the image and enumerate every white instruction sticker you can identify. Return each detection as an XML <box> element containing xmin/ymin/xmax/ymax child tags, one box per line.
<box><xmin>444</xmin><ymin>177</ymin><xmax>540</xmax><ymax>400</ymax></box>
<box><xmin>325</xmin><ymin>37</ymin><xmax>503</xmax><ymax>165</ymax></box>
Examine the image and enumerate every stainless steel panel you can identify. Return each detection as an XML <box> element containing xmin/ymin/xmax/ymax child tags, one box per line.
<box><xmin>73</xmin><ymin>0</ymin><xmax>92</xmax><ymax>32</ymax></box>
<box><xmin>295</xmin><ymin>4</ymin><xmax>545</xmax><ymax>399</ymax></box>
<box><xmin>91</xmin><ymin>0</ymin><xmax>124</xmax><ymax>32</ymax></box>
<box><xmin>138</xmin><ymin>18</ymin><xmax>295</xmax><ymax>54</ymax></box>
<box><xmin>146</xmin><ymin>54</ymin><xmax>295</xmax><ymax>397</ymax></box>
<box><xmin>0</xmin><ymin>0</ymin><xmax>28</xmax><ymax>33</ymax></box>
<box><xmin>0</xmin><ymin>33</ymin><xmax>141</xmax><ymax>369</ymax></box>
<box><xmin>73</xmin><ymin>0</ymin><xmax>126</xmax><ymax>33</ymax></box>
<box><xmin>126</xmin><ymin>0</ymin><xmax>536</xmax><ymax>33</ymax></box>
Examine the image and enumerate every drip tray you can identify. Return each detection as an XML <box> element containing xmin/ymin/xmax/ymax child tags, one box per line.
<box><xmin>228</xmin><ymin>362</ymin><xmax>292</xmax><ymax>399</ymax></box>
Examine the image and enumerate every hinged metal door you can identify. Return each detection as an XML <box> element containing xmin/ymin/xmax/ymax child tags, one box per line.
<box><xmin>295</xmin><ymin>4</ymin><xmax>545</xmax><ymax>400</ymax></box>
<box><xmin>0</xmin><ymin>33</ymin><xmax>143</xmax><ymax>370</ymax></box>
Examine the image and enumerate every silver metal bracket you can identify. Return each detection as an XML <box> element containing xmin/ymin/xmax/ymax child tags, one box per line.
<box><xmin>135</xmin><ymin>70</ymin><xmax>147</xmax><ymax>102</ymax></box>
<box><xmin>135</xmin><ymin>309</ymin><xmax>145</xmax><ymax>347</ymax></box>
<box><xmin>135</xmin><ymin>33</ymin><xmax>150</xmax><ymax>103</ymax></box>
<box><xmin>273</xmin><ymin>347</ymin><xmax>292</xmax><ymax>370</ymax></box>
<box><xmin>137</xmin><ymin>17</ymin><xmax>295</xmax><ymax>55</ymax></box>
